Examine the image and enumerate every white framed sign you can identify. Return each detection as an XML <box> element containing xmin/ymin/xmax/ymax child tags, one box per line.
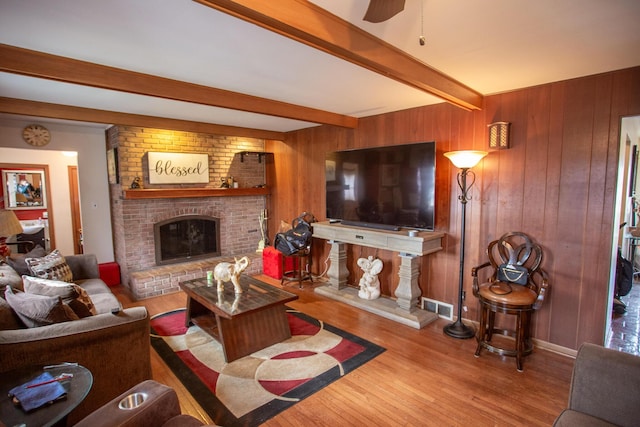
<box><xmin>147</xmin><ymin>152</ymin><xmax>209</xmax><ymax>184</ymax></box>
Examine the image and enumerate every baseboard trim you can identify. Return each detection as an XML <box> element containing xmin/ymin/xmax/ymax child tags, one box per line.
<box><xmin>532</xmin><ymin>339</ymin><xmax>577</xmax><ymax>358</ymax></box>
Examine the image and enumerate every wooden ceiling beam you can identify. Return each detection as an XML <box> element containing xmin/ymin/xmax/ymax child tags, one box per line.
<box><xmin>0</xmin><ymin>43</ymin><xmax>357</xmax><ymax>129</ymax></box>
<box><xmin>0</xmin><ymin>97</ymin><xmax>286</xmax><ymax>140</ymax></box>
<box><xmin>195</xmin><ymin>0</ymin><xmax>483</xmax><ymax>111</ymax></box>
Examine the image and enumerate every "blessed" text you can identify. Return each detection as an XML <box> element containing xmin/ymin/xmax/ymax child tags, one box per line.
<box><xmin>154</xmin><ymin>160</ymin><xmax>207</xmax><ymax>177</ymax></box>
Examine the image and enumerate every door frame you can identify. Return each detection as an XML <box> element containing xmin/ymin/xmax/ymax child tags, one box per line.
<box><xmin>68</xmin><ymin>165</ymin><xmax>83</xmax><ymax>254</ymax></box>
<box><xmin>608</xmin><ymin>115</ymin><xmax>640</xmax><ymax>345</ymax></box>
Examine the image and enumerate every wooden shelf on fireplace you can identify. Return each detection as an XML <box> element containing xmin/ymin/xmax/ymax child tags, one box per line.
<box><xmin>122</xmin><ymin>187</ymin><xmax>270</xmax><ymax>200</ymax></box>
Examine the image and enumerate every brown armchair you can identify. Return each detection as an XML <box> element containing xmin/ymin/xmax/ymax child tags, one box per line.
<box><xmin>554</xmin><ymin>343</ymin><xmax>640</xmax><ymax>427</ymax></box>
<box><xmin>75</xmin><ymin>380</ymin><xmax>215</xmax><ymax>427</ymax></box>
<box><xmin>471</xmin><ymin>231</ymin><xmax>549</xmax><ymax>371</ymax></box>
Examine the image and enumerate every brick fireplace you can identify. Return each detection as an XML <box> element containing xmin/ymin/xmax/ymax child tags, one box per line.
<box><xmin>107</xmin><ymin>126</ymin><xmax>268</xmax><ymax>299</ymax></box>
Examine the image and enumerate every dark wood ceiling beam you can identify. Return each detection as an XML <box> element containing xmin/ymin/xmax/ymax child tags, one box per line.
<box><xmin>0</xmin><ymin>43</ymin><xmax>357</xmax><ymax>129</ymax></box>
<box><xmin>195</xmin><ymin>0</ymin><xmax>483</xmax><ymax>111</ymax></box>
<box><xmin>0</xmin><ymin>97</ymin><xmax>286</xmax><ymax>140</ymax></box>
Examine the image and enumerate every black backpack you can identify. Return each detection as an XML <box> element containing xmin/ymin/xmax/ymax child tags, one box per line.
<box><xmin>274</xmin><ymin>213</ymin><xmax>315</xmax><ymax>256</ymax></box>
<box><xmin>616</xmin><ymin>249</ymin><xmax>633</xmax><ymax>297</ymax></box>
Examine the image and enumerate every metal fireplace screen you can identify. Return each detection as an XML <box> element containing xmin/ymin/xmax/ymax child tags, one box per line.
<box><xmin>154</xmin><ymin>215</ymin><xmax>220</xmax><ymax>265</ymax></box>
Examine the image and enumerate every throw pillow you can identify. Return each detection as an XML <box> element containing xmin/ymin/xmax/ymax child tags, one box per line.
<box><xmin>25</xmin><ymin>249</ymin><xmax>73</xmax><ymax>282</ymax></box>
<box><xmin>0</xmin><ymin>297</ymin><xmax>24</xmax><ymax>330</ymax></box>
<box><xmin>22</xmin><ymin>276</ymin><xmax>97</xmax><ymax>318</ymax></box>
<box><xmin>0</xmin><ymin>261</ymin><xmax>23</xmax><ymax>295</ymax></box>
<box><xmin>4</xmin><ymin>287</ymin><xmax>79</xmax><ymax>328</ymax></box>
<box><xmin>68</xmin><ymin>284</ymin><xmax>97</xmax><ymax>318</ymax></box>
<box><xmin>5</xmin><ymin>246</ymin><xmax>47</xmax><ymax>276</ymax></box>
<box><xmin>22</xmin><ymin>276</ymin><xmax>77</xmax><ymax>300</ymax></box>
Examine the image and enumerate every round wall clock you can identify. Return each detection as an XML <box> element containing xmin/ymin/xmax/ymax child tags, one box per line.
<box><xmin>22</xmin><ymin>124</ymin><xmax>51</xmax><ymax>147</ymax></box>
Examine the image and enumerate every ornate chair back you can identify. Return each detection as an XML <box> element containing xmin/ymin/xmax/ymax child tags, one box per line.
<box><xmin>484</xmin><ymin>232</ymin><xmax>545</xmax><ymax>303</ymax></box>
<box><xmin>472</xmin><ymin>231</ymin><xmax>549</xmax><ymax>371</ymax></box>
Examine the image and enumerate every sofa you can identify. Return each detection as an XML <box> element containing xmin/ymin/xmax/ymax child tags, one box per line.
<box><xmin>553</xmin><ymin>343</ymin><xmax>640</xmax><ymax>427</ymax></box>
<box><xmin>0</xmin><ymin>251</ymin><xmax>151</xmax><ymax>424</ymax></box>
<box><xmin>75</xmin><ymin>380</ymin><xmax>216</xmax><ymax>427</ymax></box>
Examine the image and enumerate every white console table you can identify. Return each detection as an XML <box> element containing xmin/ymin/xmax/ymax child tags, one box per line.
<box><xmin>312</xmin><ymin>221</ymin><xmax>445</xmax><ymax>328</ymax></box>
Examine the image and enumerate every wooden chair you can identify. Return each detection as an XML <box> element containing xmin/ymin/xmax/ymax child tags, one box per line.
<box><xmin>472</xmin><ymin>232</ymin><xmax>549</xmax><ymax>371</ymax></box>
<box><xmin>280</xmin><ymin>213</ymin><xmax>315</xmax><ymax>289</ymax></box>
<box><xmin>281</xmin><ymin>244</ymin><xmax>313</xmax><ymax>288</ymax></box>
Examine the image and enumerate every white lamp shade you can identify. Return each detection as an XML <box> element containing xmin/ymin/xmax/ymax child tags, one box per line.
<box><xmin>444</xmin><ymin>150</ymin><xmax>488</xmax><ymax>169</ymax></box>
<box><xmin>0</xmin><ymin>210</ymin><xmax>23</xmax><ymax>237</ymax></box>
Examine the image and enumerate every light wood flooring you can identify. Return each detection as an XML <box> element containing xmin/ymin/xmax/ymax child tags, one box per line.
<box><xmin>114</xmin><ymin>276</ymin><xmax>574</xmax><ymax>426</ymax></box>
<box><xmin>607</xmin><ymin>276</ymin><xmax>640</xmax><ymax>355</ymax></box>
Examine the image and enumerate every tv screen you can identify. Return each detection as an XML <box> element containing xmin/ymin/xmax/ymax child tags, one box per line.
<box><xmin>325</xmin><ymin>141</ymin><xmax>436</xmax><ymax>231</ymax></box>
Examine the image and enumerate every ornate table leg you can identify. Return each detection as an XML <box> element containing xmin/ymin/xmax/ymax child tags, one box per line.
<box><xmin>395</xmin><ymin>253</ymin><xmax>421</xmax><ymax>312</ymax></box>
<box><xmin>327</xmin><ymin>240</ymin><xmax>349</xmax><ymax>290</ymax></box>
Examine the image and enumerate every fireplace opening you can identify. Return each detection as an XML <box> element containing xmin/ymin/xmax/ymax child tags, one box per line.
<box><xmin>154</xmin><ymin>215</ymin><xmax>220</xmax><ymax>265</ymax></box>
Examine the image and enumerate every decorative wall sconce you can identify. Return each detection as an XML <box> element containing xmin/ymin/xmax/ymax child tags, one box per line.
<box><xmin>488</xmin><ymin>121</ymin><xmax>511</xmax><ymax>150</ymax></box>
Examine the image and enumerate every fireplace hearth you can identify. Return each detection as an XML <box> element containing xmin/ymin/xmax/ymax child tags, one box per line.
<box><xmin>154</xmin><ymin>215</ymin><xmax>220</xmax><ymax>265</ymax></box>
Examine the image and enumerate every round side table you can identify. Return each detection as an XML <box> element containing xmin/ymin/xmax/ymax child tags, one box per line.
<box><xmin>0</xmin><ymin>364</ymin><xmax>93</xmax><ymax>427</ymax></box>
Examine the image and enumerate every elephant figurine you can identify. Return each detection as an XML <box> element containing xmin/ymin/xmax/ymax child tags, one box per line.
<box><xmin>213</xmin><ymin>256</ymin><xmax>250</xmax><ymax>294</ymax></box>
<box><xmin>217</xmin><ymin>290</ymin><xmax>240</xmax><ymax>313</ymax></box>
<box><xmin>357</xmin><ymin>256</ymin><xmax>383</xmax><ymax>300</ymax></box>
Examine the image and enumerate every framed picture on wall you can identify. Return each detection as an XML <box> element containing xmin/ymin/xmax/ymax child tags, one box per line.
<box><xmin>2</xmin><ymin>169</ymin><xmax>47</xmax><ymax>209</ymax></box>
<box><xmin>325</xmin><ymin>160</ymin><xmax>336</xmax><ymax>182</ymax></box>
<box><xmin>107</xmin><ymin>148</ymin><xmax>119</xmax><ymax>184</ymax></box>
<box><xmin>147</xmin><ymin>152</ymin><xmax>209</xmax><ymax>184</ymax></box>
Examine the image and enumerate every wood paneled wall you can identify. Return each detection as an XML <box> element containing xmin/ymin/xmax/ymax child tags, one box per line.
<box><xmin>266</xmin><ymin>67</ymin><xmax>640</xmax><ymax>350</ymax></box>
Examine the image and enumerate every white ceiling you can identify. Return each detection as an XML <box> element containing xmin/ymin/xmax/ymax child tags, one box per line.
<box><xmin>1</xmin><ymin>0</ymin><xmax>639</xmax><ymax>133</ymax></box>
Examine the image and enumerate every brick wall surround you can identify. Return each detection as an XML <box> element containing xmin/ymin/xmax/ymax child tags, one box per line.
<box><xmin>107</xmin><ymin>126</ymin><xmax>267</xmax><ymax>299</ymax></box>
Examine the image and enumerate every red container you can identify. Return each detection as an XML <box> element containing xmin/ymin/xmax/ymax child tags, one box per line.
<box><xmin>98</xmin><ymin>262</ymin><xmax>121</xmax><ymax>287</ymax></box>
<box><xmin>262</xmin><ymin>246</ymin><xmax>293</xmax><ymax>279</ymax></box>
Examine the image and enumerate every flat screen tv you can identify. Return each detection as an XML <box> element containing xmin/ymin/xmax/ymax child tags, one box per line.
<box><xmin>325</xmin><ymin>141</ymin><xmax>436</xmax><ymax>231</ymax></box>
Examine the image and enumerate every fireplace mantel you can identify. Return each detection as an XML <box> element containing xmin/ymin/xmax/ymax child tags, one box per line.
<box><xmin>122</xmin><ymin>187</ymin><xmax>270</xmax><ymax>200</ymax></box>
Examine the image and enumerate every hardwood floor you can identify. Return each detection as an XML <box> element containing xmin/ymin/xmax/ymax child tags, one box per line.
<box><xmin>607</xmin><ymin>276</ymin><xmax>640</xmax><ymax>355</ymax></box>
<box><xmin>114</xmin><ymin>276</ymin><xmax>574</xmax><ymax>426</ymax></box>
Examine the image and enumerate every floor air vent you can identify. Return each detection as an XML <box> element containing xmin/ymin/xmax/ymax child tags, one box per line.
<box><xmin>421</xmin><ymin>298</ymin><xmax>453</xmax><ymax>321</ymax></box>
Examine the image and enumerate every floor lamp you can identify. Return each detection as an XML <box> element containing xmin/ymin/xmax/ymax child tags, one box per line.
<box><xmin>443</xmin><ymin>150</ymin><xmax>488</xmax><ymax>339</ymax></box>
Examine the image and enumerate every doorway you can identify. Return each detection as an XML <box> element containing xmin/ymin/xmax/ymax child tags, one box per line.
<box><xmin>68</xmin><ymin>165</ymin><xmax>83</xmax><ymax>254</ymax></box>
<box><xmin>608</xmin><ymin>115</ymin><xmax>640</xmax><ymax>354</ymax></box>
<box><xmin>0</xmin><ymin>149</ymin><xmax>80</xmax><ymax>255</ymax></box>
<box><xmin>0</xmin><ymin>162</ymin><xmax>55</xmax><ymax>251</ymax></box>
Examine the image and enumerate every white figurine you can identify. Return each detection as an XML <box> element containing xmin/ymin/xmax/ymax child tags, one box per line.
<box><xmin>357</xmin><ymin>256</ymin><xmax>383</xmax><ymax>300</ymax></box>
<box><xmin>213</xmin><ymin>256</ymin><xmax>250</xmax><ymax>294</ymax></box>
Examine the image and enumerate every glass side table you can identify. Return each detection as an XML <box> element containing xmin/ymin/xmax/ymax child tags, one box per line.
<box><xmin>0</xmin><ymin>364</ymin><xmax>92</xmax><ymax>427</ymax></box>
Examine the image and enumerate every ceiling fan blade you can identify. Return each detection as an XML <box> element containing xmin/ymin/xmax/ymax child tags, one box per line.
<box><xmin>363</xmin><ymin>0</ymin><xmax>405</xmax><ymax>23</ymax></box>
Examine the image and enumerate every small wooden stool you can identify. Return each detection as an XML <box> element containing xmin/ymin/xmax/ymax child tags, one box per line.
<box><xmin>281</xmin><ymin>247</ymin><xmax>312</xmax><ymax>288</ymax></box>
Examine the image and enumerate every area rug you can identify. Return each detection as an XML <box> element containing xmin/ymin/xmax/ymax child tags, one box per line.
<box><xmin>150</xmin><ymin>308</ymin><xmax>385</xmax><ymax>426</ymax></box>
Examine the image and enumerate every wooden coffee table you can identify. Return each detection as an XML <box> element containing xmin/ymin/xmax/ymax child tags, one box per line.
<box><xmin>179</xmin><ymin>274</ymin><xmax>298</xmax><ymax>362</ymax></box>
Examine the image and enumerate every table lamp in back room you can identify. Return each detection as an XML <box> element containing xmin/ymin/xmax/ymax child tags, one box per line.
<box><xmin>0</xmin><ymin>209</ymin><xmax>24</xmax><ymax>259</ymax></box>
